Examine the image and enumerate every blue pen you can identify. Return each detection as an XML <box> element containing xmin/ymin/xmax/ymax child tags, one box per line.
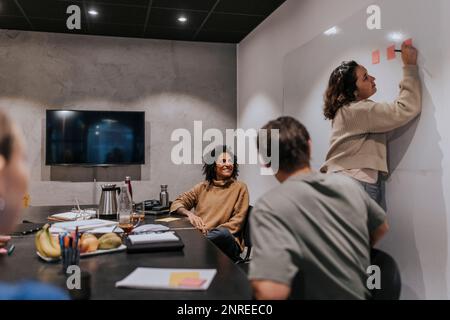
<box><xmin>59</xmin><ymin>234</ymin><xmax>64</xmax><ymax>251</ymax></box>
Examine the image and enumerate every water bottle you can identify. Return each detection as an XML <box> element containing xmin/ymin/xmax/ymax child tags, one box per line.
<box><xmin>160</xmin><ymin>185</ymin><xmax>169</xmax><ymax>208</ymax></box>
<box><xmin>125</xmin><ymin>176</ymin><xmax>133</xmax><ymax>201</ymax></box>
<box><xmin>118</xmin><ymin>185</ymin><xmax>133</xmax><ymax>234</ymax></box>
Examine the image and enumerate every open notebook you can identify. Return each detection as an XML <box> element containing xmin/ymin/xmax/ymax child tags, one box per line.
<box><xmin>115</xmin><ymin>268</ymin><xmax>217</xmax><ymax>290</ymax></box>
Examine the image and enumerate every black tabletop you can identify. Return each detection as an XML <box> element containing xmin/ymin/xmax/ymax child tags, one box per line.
<box><xmin>0</xmin><ymin>206</ymin><xmax>252</xmax><ymax>300</ymax></box>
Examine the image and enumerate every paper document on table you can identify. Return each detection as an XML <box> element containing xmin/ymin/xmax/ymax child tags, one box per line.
<box><xmin>132</xmin><ymin>224</ymin><xmax>169</xmax><ymax>233</ymax></box>
<box><xmin>51</xmin><ymin>219</ymin><xmax>117</xmax><ymax>232</ymax></box>
<box><xmin>128</xmin><ymin>232</ymin><xmax>179</xmax><ymax>244</ymax></box>
<box><xmin>115</xmin><ymin>268</ymin><xmax>217</xmax><ymax>290</ymax></box>
<box><xmin>48</xmin><ymin>210</ymin><xmax>95</xmax><ymax>221</ymax></box>
<box><xmin>89</xmin><ymin>226</ymin><xmax>123</xmax><ymax>234</ymax></box>
<box><xmin>155</xmin><ymin>217</ymin><xmax>180</xmax><ymax>223</ymax></box>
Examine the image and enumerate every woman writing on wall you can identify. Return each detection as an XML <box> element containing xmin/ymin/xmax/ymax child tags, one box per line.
<box><xmin>320</xmin><ymin>43</ymin><xmax>422</xmax><ymax>210</ymax></box>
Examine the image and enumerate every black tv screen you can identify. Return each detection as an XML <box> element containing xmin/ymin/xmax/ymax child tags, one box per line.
<box><xmin>46</xmin><ymin>110</ymin><xmax>145</xmax><ymax>166</ymax></box>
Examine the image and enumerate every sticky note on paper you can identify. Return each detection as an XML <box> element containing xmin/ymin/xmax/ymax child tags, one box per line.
<box><xmin>169</xmin><ymin>272</ymin><xmax>200</xmax><ymax>287</ymax></box>
<box><xmin>403</xmin><ymin>38</ymin><xmax>413</xmax><ymax>46</ymax></box>
<box><xmin>372</xmin><ymin>49</ymin><xmax>380</xmax><ymax>64</ymax></box>
<box><xmin>387</xmin><ymin>45</ymin><xmax>396</xmax><ymax>60</ymax></box>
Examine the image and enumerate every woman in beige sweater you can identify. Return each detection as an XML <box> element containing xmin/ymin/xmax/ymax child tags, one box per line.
<box><xmin>320</xmin><ymin>43</ymin><xmax>422</xmax><ymax>210</ymax></box>
<box><xmin>170</xmin><ymin>145</ymin><xmax>249</xmax><ymax>261</ymax></box>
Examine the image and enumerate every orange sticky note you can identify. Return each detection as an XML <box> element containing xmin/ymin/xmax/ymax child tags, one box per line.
<box><xmin>403</xmin><ymin>38</ymin><xmax>413</xmax><ymax>46</ymax></box>
<box><xmin>387</xmin><ymin>45</ymin><xmax>396</xmax><ymax>60</ymax></box>
<box><xmin>372</xmin><ymin>50</ymin><xmax>380</xmax><ymax>64</ymax></box>
<box><xmin>169</xmin><ymin>272</ymin><xmax>199</xmax><ymax>287</ymax></box>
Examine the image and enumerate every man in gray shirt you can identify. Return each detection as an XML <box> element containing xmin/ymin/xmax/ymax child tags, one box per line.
<box><xmin>249</xmin><ymin>116</ymin><xmax>389</xmax><ymax>300</ymax></box>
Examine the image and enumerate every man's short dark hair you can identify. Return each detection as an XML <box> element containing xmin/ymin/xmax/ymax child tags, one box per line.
<box><xmin>259</xmin><ymin>116</ymin><xmax>311</xmax><ymax>173</ymax></box>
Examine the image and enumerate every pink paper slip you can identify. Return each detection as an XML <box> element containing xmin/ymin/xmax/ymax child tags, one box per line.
<box><xmin>387</xmin><ymin>45</ymin><xmax>396</xmax><ymax>60</ymax></box>
<box><xmin>372</xmin><ymin>50</ymin><xmax>380</xmax><ymax>64</ymax></box>
<box><xmin>178</xmin><ymin>278</ymin><xmax>207</xmax><ymax>288</ymax></box>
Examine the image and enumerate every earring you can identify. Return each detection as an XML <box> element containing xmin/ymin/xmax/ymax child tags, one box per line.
<box><xmin>0</xmin><ymin>198</ymin><xmax>5</xmax><ymax>211</ymax></box>
<box><xmin>354</xmin><ymin>91</ymin><xmax>359</xmax><ymax>98</ymax></box>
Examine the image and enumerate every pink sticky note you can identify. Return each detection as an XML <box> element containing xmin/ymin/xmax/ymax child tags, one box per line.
<box><xmin>387</xmin><ymin>45</ymin><xmax>396</xmax><ymax>60</ymax></box>
<box><xmin>403</xmin><ymin>38</ymin><xmax>413</xmax><ymax>46</ymax></box>
<box><xmin>372</xmin><ymin>50</ymin><xmax>380</xmax><ymax>64</ymax></box>
<box><xmin>178</xmin><ymin>278</ymin><xmax>206</xmax><ymax>288</ymax></box>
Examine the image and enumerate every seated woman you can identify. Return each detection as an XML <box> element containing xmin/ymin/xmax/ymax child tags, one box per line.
<box><xmin>0</xmin><ymin>110</ymin><xmax>68</xmax><ymax>300</ymax></box>
<box><xmin>170</xmin><ymin>145</ymin><xmax>249</xmax><ymax>262</ymax></box>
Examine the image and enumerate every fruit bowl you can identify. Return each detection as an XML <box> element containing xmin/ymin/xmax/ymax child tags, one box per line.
<box><xmin>36</xmin><ymin>244</ymin><xmax>127</xmax><ymax>262</ymax></box>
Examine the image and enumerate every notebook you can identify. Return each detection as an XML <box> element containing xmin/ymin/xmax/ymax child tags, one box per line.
<box><xmin>125</xmin><ymin>231</ymin><xmax>184</xmax><ymax>253</ymax></box>
<box><xmin>115</xmin><ymin>268</ymin><xmax>217</xmax><ymax>290</ymax></box>
<box><xmin>128</xmin><ymin>232</ymin><xmax>179</xmax><ymax>245</ymax></box>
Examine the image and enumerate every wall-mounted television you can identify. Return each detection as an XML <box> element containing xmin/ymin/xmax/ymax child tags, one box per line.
<box><xmin>46</xmin><ymin>110</ymin><xmax>145</xmax><ymax>166</ymax></box>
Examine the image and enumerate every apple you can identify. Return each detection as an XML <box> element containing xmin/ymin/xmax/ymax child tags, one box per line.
<box><xmin>79</xmin><ymin>233</ymin><xmax>99</xmax><ymax>253</ymax></box>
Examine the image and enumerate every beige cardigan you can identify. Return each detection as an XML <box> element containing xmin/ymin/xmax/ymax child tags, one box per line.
<box><xmin>321</xmin><ymin>65</ymin><xmax>422</xmax><ymax>174</ymax></box>
<box><xmin>170</xmin><ymin>179</ymin><xmax>249</xmax><ymax>250</ymax></box>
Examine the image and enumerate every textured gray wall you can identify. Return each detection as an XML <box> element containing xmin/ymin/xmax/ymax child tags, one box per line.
<box><xmin>0</xmin><ymin>30</ymin><xmax>236</xmax><ymax>206</ymax></box>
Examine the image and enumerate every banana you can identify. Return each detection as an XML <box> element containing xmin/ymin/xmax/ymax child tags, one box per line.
<box><xmin>38</xmin><ymin>224</ymin><xmax>61</xmax><ymax>258</ymax></box>
<box><xmin>35</xmin><ymin>229</ymin><xmax>44</xmax><ymax>256</ymax></box>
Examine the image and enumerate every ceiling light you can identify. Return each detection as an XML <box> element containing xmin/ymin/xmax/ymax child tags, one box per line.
<box><xmin>88</xmin><ymin>10</ymin><xmax>98</xmax><ymax>16</ymax></box>
<box><xmin>324</xmin><ymin>26</ymin><xmax>339</xmax><ymax>36</ymax></box>
<box><xmin>178</xmin><ymin>16</ymin><xmax>187</xmax><ymax>23</ymax></box>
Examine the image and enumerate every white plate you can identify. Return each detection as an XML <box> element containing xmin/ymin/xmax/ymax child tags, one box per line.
<box><xmin>36</xmin><ymin>244</ymin><xmax>127</xmax><ymax>262</ymax></box>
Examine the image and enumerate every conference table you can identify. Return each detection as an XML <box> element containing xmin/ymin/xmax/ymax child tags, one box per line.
<box><xmin>0</xmin><ymin>206</ymin><xmax>252</xmax><ymax>300</ymax></box>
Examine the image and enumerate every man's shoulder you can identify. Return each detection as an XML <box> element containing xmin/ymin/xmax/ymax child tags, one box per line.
<box><xmin>256</xmin><ymin>173</ymin><xmax>362</xmax><ymax>211</ymax></box>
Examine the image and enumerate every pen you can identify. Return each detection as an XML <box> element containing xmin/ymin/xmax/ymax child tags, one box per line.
<box><xmin>76</xmin><ymin>199</ymin><xmax>81</xmax><ymax>213</ymax></box>
<box><xmin>7</xmin><ymin>244</ymin><xmax>15</xmax><ymax>256</ymax></box>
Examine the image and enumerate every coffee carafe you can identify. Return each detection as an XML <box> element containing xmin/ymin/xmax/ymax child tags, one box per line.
<box><xmin>98</xmin><ymin>184</ymin><xmax>120</xmax><ymax>217</ymax></box>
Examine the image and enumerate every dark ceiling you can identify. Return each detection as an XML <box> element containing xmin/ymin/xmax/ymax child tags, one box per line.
<box><xmin>0</xmin><ymin>0</ymin><xmax>286</xmax><ymax>43</ymax></box>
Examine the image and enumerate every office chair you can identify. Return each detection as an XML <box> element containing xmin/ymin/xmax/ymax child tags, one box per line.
<box><xmin>369</xmin><ymin>248</ymin><xmax>402</xmax><ymax>300</ymax></box>
<box><xmin>236</xmin><ymin>205</ymin><xmax>253</xmax><ymax>264</ymax></box>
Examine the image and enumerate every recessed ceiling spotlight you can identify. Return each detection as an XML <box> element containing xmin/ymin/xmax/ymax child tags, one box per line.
<box><xmin>88</xmin><ymin>9</ymin><xmax>98</xmax><ymax>16</ymax></box>
<box><xmin>178</xmin><ymin>16</ymin><xmax>187</xmax><ymax>23</ymax></box>
<box><xmin>324</xmin><ymin>26</ymin><xmax>339</xmax><ymax>36</ymax></box>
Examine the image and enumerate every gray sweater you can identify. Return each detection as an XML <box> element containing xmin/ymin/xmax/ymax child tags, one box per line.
<box><xmin>321</xmin><ymin>65</ymin><xmax>422</xmax><ymax>174</ymax></box>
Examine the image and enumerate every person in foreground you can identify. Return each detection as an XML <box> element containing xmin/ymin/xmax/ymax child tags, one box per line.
<box><xmin>249</xmin><ymin>116</ymin><xmax>389</xmax><ymax>300</ymax></box>
<box><xmin>0</xmin><ymin>110</ymin><xmax>69</xmax><ymax>300</ymax></box>
<box><xmin>320</xmin><ymin>43</ymin><xmax>421</xmax><ymax>210</ymax></box>
<box><xmin>170</xmin><ymin>145</ymin><xmax>249</xmax><ymax>262</ymax></box>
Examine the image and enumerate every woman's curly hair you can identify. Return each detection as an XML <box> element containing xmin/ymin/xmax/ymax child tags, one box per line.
<box><xmin>323</xmin><ymin>60</ymin><xmax>359</xmax><ymax>120</ymax></box>
<box><xmin>202</xmin><ymin>145</ymin><xmax>239</xmax><ymax>184</ymax></box>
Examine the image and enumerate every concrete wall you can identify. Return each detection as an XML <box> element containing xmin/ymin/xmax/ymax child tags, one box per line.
<box><xmin>0</xmin><ymin>30</ymin><xmax>237</xmax><ymax>206</ymax></box>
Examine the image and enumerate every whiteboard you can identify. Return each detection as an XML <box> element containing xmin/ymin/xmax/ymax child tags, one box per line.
<box><xmin>283</xmin><ymin>0</ymin><xmax>450</xmax><ymax>299</ymax></box>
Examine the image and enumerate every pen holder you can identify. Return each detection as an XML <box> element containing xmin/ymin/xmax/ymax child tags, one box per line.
<box><xmin>62</xmin><ymin>246</ymin><xmax>80</xmax><ymax>274</ymax></box>
<box><xmin>60</xmin><ymin>233</ymin><xmax>80</xmax><ymax>274</ymax></box>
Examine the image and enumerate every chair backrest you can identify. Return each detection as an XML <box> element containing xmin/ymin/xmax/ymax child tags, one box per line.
<box><xmin>242</xmin><ymin>205</ymin><xmax>253</xmax><ymax>247</ymax></box>
<box><xmin>369</xmin><ymin>248</ymin><xmax>402</xmax><ymax>300</ymax></box>
<box><xmin>236</xmin><ymin>205</ymin><xmax>252</xmax><ymax>263</ymax></box>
